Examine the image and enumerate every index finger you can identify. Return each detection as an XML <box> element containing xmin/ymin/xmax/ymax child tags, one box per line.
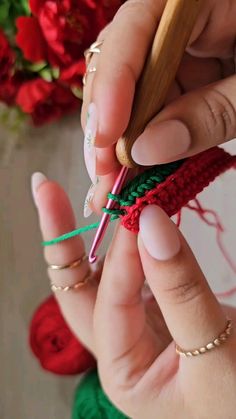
<box><xmin>82</xmin><ymin>0</ymin><xmax>166</xmax><ymax>148</ymax></box>
<box><xmin>82</xmin><ymin>0</ymin><xmax>213</xmax><ymax>151</ymax></box>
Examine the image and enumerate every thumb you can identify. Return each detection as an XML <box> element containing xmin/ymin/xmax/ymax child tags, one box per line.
<box><xmin>132</xmin><ymin>75</ymin><xmax>236</xmax><ymax>165</ymax></box>
<box><xmin>138</xmin><ymin>205</ymin><xmax>226</xmax><ymax>352</ymax></box>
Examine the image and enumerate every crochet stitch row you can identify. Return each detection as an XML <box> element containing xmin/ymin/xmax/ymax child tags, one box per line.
<box><xmin>120</xmin><ymin>147</ymin><xmax>236</xmax><ymax>232</ymax></box>
<box><xmin>42</xmin><ymin>147</ymin><xmax>236</xmax><ymax>247</ymax></box>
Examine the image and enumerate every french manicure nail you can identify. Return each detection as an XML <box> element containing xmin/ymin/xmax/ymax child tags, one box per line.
<box><xmin>31</xmin><ymin>172</ymin><xmax>47</xmax><ymax>207</ymax></box>
<box><xmin>83</xmin><ymin>179</ymin><xmax>98</xmax><ymax>218</ymax></box>
<box><xmin>84</xmin><ymin>103</ymin><xmax>97</xmax><ymax>184</ymax></box>
<box><xmin>139</xmin><ymin>205</ymin><xmax>181</xmax><ymax>261</ymax></box>
<box><xmin>131</xmin><ymin>120</ymin><xmax>191</xmax><ymax>165</ymax></box>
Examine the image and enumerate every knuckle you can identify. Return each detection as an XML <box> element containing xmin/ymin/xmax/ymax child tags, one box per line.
<box><xmin>114</xmin><ymin>0</ymin><xmax>160</xmax><ymax>27</ymax></box>
<box><xmin>115</xmin><ymin>0</ymin><xmax>149</xmax><ymax>15</ymax></box>
<box><xmin>163</xmin><ymin>275</ymin><xmax>205</xmax><ymax>305</ymax></box>
<box><xmin>201</xmin><ymin>87</ymin><xmax>236</xmax><ymax>142</ymax></box>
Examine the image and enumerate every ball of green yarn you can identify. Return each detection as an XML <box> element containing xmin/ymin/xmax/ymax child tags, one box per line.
<box><xmin>72</xmin><ymin>370</ymin><xmax>129</xmax><ymax>419</ymax></box>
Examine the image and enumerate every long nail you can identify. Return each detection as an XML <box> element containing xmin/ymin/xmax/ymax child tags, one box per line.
<box><xmin>132</xmin><ymin>120</ymin><xmax>191</xmax><ymax>165</ymax></box>
<box><xmin>139</xmin><ymin>205</ymin><xmax>181</xmax><ymax>261</ymax></box>
<box><xmin>31</xmin><ymin>172</ymin><xmax>47</xmax><ymax>207</ymax></box>
<box><xmin>84</xmin><ymin>103</ymin><xmax>97</xmax><ymax>184</ymax></box>
<box><xmin>83</xmin><ymin>179</ymin><xmax>98</xmax><ymax>218</ymax></box>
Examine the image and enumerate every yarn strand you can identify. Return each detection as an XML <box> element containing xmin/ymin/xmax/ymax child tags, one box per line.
<box><xmin>42</xmin><ymin>161</ymin><xmax>183</xmax><ymax>247</ymax></box>
<box><xmin>42</xmin><ymin>222</ymin><xmax>100</xmax><ymax>246</ymax></box>
<box><xmin>42</xmin><ymin>148</ymin><xmax>236</xmax><ymax>247</ymax></box>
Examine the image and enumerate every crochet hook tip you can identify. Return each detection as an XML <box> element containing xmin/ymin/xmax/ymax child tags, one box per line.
<box><xmin>89</xmin><ymin>255</ymin><xmax>97</xmax><ymax>264</ymax></box>
<box><xmin>88</xmin><ymin>212</ymin><xmax>110</xmax><ymax>264</ymax></box>
<box><xmin>88</xmin><ymin>166</ymin><xmax>130</xmax><ymax>263</ymax></box>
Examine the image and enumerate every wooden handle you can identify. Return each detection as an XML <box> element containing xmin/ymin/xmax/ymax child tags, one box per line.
<box><xmin>116</xmin><ymin>0</ymin><xmax>202</xmax><ymax>168</ymax></box>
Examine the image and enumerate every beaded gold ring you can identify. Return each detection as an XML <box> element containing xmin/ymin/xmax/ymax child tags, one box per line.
<box><xmin>175</xmin><ymin>319</ymin><xmax>233</xmax><ymax>357</ymax></box>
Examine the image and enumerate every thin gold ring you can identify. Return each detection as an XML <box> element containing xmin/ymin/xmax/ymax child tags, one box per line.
<box><xmin>83</xmin><ymin>40</ymin><xmax>103</xmax><ymax>86</ymax></box>
<box><xmin>48</xmin><ymin>253</ymin><xmax>88</xmax><ymax>271</ymax></box>
<box><xmin>50</xmin><ymin>270</ymin><xmax>92</xmax><ymax>292</ymax></box>
<box><xmin>175</xmin><ymin>318</ymin><xmax>233</xmax><ymax>357</ymax></box>
<box><xmin>84</xmin><ymin>40</ymin><xmax>103</xmax><ymax>66</ymax></box>
<box><xmin>82</xmin><ymin>66</ymin><xmax>97</xmax><ymax>86</ymax></box>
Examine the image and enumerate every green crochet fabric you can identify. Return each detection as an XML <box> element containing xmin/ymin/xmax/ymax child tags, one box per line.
<box><xmin>43</xmin><ymin>160</ymin><xmax>183</xmax><ymax>246</ymax></box>
<box><xmin>72</xmin><ymin>370</ymin><xmax>129</xmax><ymax>419</ymax></box>
<box><xmin>109</xmin><ymin>160</ymin><xmax>183</xmax><ymax>208</ymax></box>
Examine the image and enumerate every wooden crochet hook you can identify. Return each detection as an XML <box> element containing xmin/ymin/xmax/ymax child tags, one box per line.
<box><xmin>89</xmin><ymin>0</ymin><xmax>202</xmax><ymax>263</ymax></box>
<box><xmin>116</xmin><ymin>0</ymin><xmax>202</xmax><ymax>167</ymax></box>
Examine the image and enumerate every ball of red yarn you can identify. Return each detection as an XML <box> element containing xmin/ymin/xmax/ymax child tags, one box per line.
<box><xmin>29</xmin><ymin>295</ymin><xmax>96</xmax><ymax>375</ymax></box>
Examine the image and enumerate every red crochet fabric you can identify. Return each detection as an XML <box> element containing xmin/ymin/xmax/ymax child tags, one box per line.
<box><xmin>121</xmin><ymin>147</ymin><xmax>236</xmax><ymax>233</ymax></box>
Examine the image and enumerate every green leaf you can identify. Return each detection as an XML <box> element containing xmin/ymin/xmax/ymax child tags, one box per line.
<box><xmin>39</xmin><ymin>68</ymin><xmax>53</xmax><ymax>82</ymax></box>
<box><xmin>51</xmin><ymin>68</ymin><xmax>60</xmax><ymax>80</ymax></box>
<box><xmin>0</xmin><ymin>0</ymin><xmax>31</xmax><ymax>37</ymax></box>
<box><xmin>25</xmin><ymin>61</ymin><xmax>48</xmax><ymax>72</ymax></box>
<box><xmin>0</xmin><ymin>2</ymin><xmax>10</xmax><ymax>26</ymax></box>
<box><xmin>19</xmin><ymin>0</ymin><xmax>30</xmax><ymax>15</ymax></box>
<box><xmin>71</xmin><ymin>86</ymin><xmax>83</xmax><ymax>100</ymax></box>
<box><xmin>10</xmin><ymin>0</ymin><xmax>30</xmax><ymax>16</ymax></box>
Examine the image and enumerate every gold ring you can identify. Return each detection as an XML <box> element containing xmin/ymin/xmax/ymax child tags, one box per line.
<box><xmin>48</xmin><ymin>253</ymin><xmax>88</xmax><ymax>270</ymax></box>
<box><xmin>50</xmin><ymin>270</ymin><xmax>92</xmax><ymax>292</ymax></box>
<box><xmin>82</xmin><ymin>66</ymin><xmax>97</xmax><ymax>86</ymax></box>
<box><xmin>84</xmin><ymin>40</ymin><xmax>103</xmax><ymax>66</ymax></box>
<box><xmin>175</xmin><ymin>318</ymin><xmax>233</xmax><ymax>357</ymax></box>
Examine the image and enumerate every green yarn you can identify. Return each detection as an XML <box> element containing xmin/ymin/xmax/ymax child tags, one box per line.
<box><xmin>42</xmin><ymin>223</ymin><xmax>100</xmax><ymax>246</ymax></box>
<box><xmin>72</xmin><ymin>370</ymin><xmax>129</xmax><ymax>419</ymax></box>
<box><xmin>111</xmin><ymin>160</ymin><xmax>183</xmax><ymax>207</ymax></box>
<box><xmin>42</xmin><ymin>160</ymin><xmax>184</xmax><ymax>247</ymax></box>
<box><xmin>102</xmin><ymin>208</ymin><xmax>125</xmax><ymax>217</ymax></box>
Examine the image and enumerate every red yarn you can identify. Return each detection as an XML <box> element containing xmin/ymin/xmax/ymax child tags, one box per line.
<box><xmin>29</xmin><ymin>295</ymin><xmax>96</xmax><ymax>375</ymax></box>
<box><xmin>121</xmin><ymin>147</ymin><xmax>236</xmax><ymax>233</ymax></box>
<box><xmin>176</xmin><ymin>210</ymin><xmax>182</xmax><ymax>228</ymax></box>
<box><xmin>186</xmin><ymin>199</ymin><xmax>236</xmax><ymax>298</ymax></box>
<box><xmin>121</xmin><ymin>147</ymin><xmax>236</xmax><ymax>298</ymax></box>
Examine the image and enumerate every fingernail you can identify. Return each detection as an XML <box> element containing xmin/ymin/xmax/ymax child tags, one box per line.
<box><xmin>31</xmin><ymin>172</ymin><xmax>47</xmax><ymax>207</ymax></box>
<box><xmin>84</xmin><ymin>103</ymin><xmax>97</xmax><ymax>184</ymax></box>
<box><xmin>132</xmin><ymin>120</ymin><xmax>191</xmax><ymax>165</ymax></box>
<box><xmin>83</xmin><ymin>178</ymin><xmax>99</xmax><ymax>218</ymax></box>
<box><xmin>139</xmin><ymin>205</ymin><xmax>181</xmax><ymax>261</ymax></box>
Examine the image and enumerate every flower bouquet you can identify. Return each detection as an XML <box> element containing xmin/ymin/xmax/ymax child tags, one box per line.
<box><xmin>0</xmin><ymin>0</ymin><xmax>124</xmax><ymax>161</ymax></box>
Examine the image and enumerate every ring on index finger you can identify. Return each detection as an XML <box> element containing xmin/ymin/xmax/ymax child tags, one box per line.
<box><xmin>83</xmin><ymin>40</ymin><xmax>104</xmax><ymax>86</ymax></box>
<box><xmin>84</xmin><ymin>40</ymin><xmax>104</xmax><ymax>66</ymax></box>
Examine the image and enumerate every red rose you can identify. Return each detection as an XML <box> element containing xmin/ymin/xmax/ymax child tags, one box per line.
<box><xmin>98</xmin><ymin>0</ymin><xmax>125</xmax><ymax>22</ymax></box>
<box><xmin>16</xmin><ymin>78</ymin><xmax>80</xmax><ymax>125</ymax></box>
<box><xmin>0</xmin><ymin>76</ymin><xmax>21</xmax><ymax>106</ymax></box>
<box><xmin>16</xmin><ymin>0</ymin><xmax>124</xmax><ymax>68</ymax></box>
<box><xmin>30</xmin><ymin>295</ymin><xmax>96</xmax><ymax>375</ymax></box>
<box><xmin>0</xmin><ymin>29</ymin><xmax>15</xmax><ymax>83</ymax></box>
<box><xmin>16</xmin><ymin>16</ymin><xmax>51</xmax><ymax>64</ymax></box>
<box><xmin>60</xmin><ymin>59</ymin><xmax>86</xmax><ymax>87</ymax></box>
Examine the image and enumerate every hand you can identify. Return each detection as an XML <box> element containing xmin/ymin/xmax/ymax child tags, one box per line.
<box><xmin>32</xmin><ymin>172</ymin><xmax>236</xmax><ymax>419</ymax></box>
<box><xmin>81</xmin><ymin>0</ymin><xmax>236</xmax><ymax>213</ymax></box>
